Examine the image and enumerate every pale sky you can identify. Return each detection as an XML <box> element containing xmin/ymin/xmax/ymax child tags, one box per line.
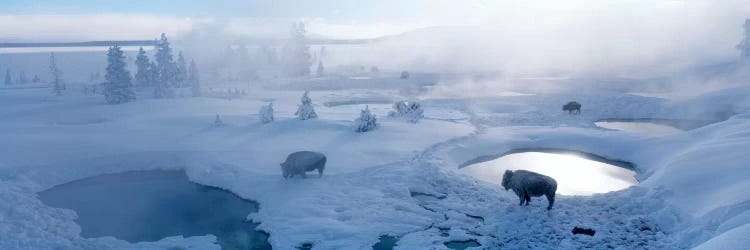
<box><xmin>0</xmin><ymin>0</ymin><xmax>748</xmax><ymax>47</ymax></box>
<box><xmin>0</xmin><ymin>0</ymin><xmax>494</xmax><ymax>41</ymax></box>
<box><xmin>1</xmin><ymin>0</ymin><xmax>750</xmax><ymax>76</ymax></box>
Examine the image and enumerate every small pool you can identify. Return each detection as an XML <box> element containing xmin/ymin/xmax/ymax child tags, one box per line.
<box><xmin>459</xmin><ymin>152</ymin><xmax>637</xmax><ymax>195</ymax></box>
<box><xmin>444</xmin><ymin>239</ymin><xmax>481</xmax><ymax>249</ymax></box>
<box><xmin>38</xmin><ymin>170</ymin><xmax>271</xmax><ymax>249</ymax></box>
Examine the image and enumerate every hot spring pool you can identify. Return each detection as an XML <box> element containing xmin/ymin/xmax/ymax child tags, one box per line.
<box><xmin>595</xmin><ymin>121</ymin><xmax>682</xmax><ymax>134</ymax></box>
<box><xmin>37</xmin><ymin>170</ymin><xmax>271</xmax><ymax>250</ymax></box>
<box><xmin>594</xmin><ymin>118</ymin><xmax>716</xmax><ymax>135</ymax></box>
<box><xmin>459</xmin><ymin>151</ymin><xmax>637</xmax><ymax>195</ymax></box>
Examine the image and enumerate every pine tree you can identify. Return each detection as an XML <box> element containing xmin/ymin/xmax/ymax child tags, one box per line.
<box><xmin>4</xmin><ymin>69</ymin><xmax>12</xmax><ymax>85</ymax></box>
<box><xmin>188</xmin><ymin>59</ymin><xmax>201</xmax><ymax>97</ymax></box>
<box><xmin>134</xmin><ymin>47</ymin><xmax>152</xmax><ymax>89</ymax></box>
<box><xmin>18</xmin><ymin>71</ymin><xmax>28</xmax><ymax>84</ymax></box>
<box><xmin>354</xmin><ymin>105</ymin><xmax>378</xmax><ymax>132</ymax></box>
<box><xmin>214</xmin><ymin>114</ymin><xmax>225</xmax><ymax>127</ymax></box>
<box><xmin>176</xmin><ymin>51</ymin><xmax>188</xmax><ymax>87</ymax></box>
<box><xmin>103</xmin><ymin>45</ymin><xmax>136</xmax><ymax>104</ymax></box>
<box><xmin>738</xmin><ymin>19</ymin><xmax>750</xmax><ymax>61</ymax></box>
<box><xmin>148</xmin><ymin>61</ymin><xmax>159</xmax><ymax>88</ymax></box>
<box><xmin>316</xmin><ymin>60</ymin><xmax>325</xmax><ymax>77</ymax></box>
<box><xmin>32</xmin><ymin>75</ymin><xmax>40</xmax><ymax>83</ymax></box>
<box><xmin>259</xmin><ymin>102</ymin><xmax>274</xmax><ymax>123</ymax></box>
<box><xmin>282</xmin><ymin>22</ymin><xmax>312</xmax><ymax>77</ymax></box>
<box><xmin>295</xmin><ymin>91</ymin><xmax>318</xmax><ymax>120</ymax></box>
<box><xmin>49</xmin><ymin>53</ymin><xmax>64</xmax><ymax>96</ymax></box>
<box><xmin>153</xmin><ymin>33</ymin><xmax>176</xmax><ymax>98</ymax></box>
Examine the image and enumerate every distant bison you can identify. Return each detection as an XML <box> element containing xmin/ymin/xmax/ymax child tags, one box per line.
<box><xmin>280</xmin><ymin>151</ymin><xmax>327</xmax><ymax>179</ymax></box>
<box><xmin>501</xmin><ymin>170</ymin><xmax>557</xmax><ymax>210</ymax></box>
<box><xmin>400</xmin><ymin>71</ymin><xmax>410</xmax><ymax>79</ymax></box>
<box><xmin>562</xmin><ymin>101</ymin><xmax>581</xmax><ymax>114</ymax></box>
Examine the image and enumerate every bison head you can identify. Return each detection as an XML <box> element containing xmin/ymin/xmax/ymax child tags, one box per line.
<box><xmin>501</xmin><ymin>170</ymin><xmax>513</xmax><ymax>190</ymax></box>
<box><xmin>280</xmin><ymin>162</ymin><xmax>290</xmax><ymax>178</ymax></box>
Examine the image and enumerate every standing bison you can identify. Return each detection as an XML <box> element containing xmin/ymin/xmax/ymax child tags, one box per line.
<box><xmin>563</xmin><ymin>101</ymin><xmax>581</xmax><ymax>114</ymax></box>
<box><xmin>502</xmin><ymin>170</ymin><xmax>557</xmax><ymax>210</ymax></box>
<box><xmin>280</xmin><ymin>151</ymin><xmax>327</xmax><ymax>179</ymax></box>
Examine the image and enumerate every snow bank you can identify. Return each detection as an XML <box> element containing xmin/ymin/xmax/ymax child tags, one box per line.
<box><xmin>2</xmin><ymin>81</ymin><xmax>750</xmax><ymax>249</ymax></box>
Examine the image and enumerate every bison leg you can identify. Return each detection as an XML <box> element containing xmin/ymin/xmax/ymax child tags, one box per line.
<box><xmin>301</xmin><ymin>171</ymin><xmax>307</xmax><ymax>178</ymax></box>
<box><xmin>524</xmin><ymin>194</ymin><xmax>531</xmax><ymax>206</ymax></box>
<box><xmin>545</xmin><ymin>193</ymin><xmax>555</xmax><ymax>210</ymax></box>
<box><xmin>518</xmin><ymin>194</ymin><xmax>525</xmax><ymax>206</ymax></box>
<box><xmin>318</xmin><ymin>167</ymin><xmax>324</xmax><ymax>178</ymax></box>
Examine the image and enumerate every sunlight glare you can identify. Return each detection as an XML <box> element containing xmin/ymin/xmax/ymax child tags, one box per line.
<box><xmin>460</xmin><ymin>152</ymin><xmax>637</xmax><ymax>195</ymax></box>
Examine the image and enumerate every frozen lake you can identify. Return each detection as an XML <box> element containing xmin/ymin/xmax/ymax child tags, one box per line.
<box><xmin>37</xmin><ymin>170</ymin><xmax>271</xmax><ymax>250</ymax></box>
<box><xmin>459</xmin><ymin>152</ymin><xmax>637</xmax><ymax>195</ymax></box>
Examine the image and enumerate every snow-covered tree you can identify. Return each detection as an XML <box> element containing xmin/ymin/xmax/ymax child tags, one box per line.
<box><xmin>319</xmin><ymin>46</ymin><xmax>327</xmax><ymax>60</ymax></box>
<box><xmin>18</xmin><ymin>71</ymin><xmax>28</xmax><ymax>84</ymax></box>
<box><xmin>188</xmin><ymin>60</ymin><xmax>201</xmax><ymax>97</ymax></box>
<box><xmin>214</xmin><ymin>114</ymin><xmax>224</xmax><ymax>127</ymax></box>
<box><xmin>134</xmin><ymin>47</ymin><xmax>152</xmax><ymax>89</ymax></box>
<box><xmin>103</xmin><ymin>45</ymin><xmax>136</xmax><ymax>104</ymax></box>
<box><xmin>354</xmin><ymin>105</ymin><xmax>378</xmax><ymax>132</ymax></box>
<box><xmin>32</xmin><ymin>75</ymin><xmax>40</xmax><ymax>83</ymax></box>
<box><xmin>153</xmin><ymin>33</ymin><xmax>176</xmax><ymax>98</ymax></box>
<box><xmin>176</xmin><ymin>51</ymin><xmax>188</xmax><ymax>87</ymax></box>
<box><xmin>389</xmin><ymin>101</ymin><xmax>424</xmax><ymax>123</ymax></box>
<box><xmin>281</xmin><ymin>23</ymin><xmax>312</xmax><ymax>77</ymax></box>
<box><xmin>4</xmin><ymin>69</ymin><xmax>12</xmax><ymax>85</ymax></box>
<box><xmin>49</xmin><ymin>53</ymin><xmax>64</xmax><ymax>96</ymax></box>
<box><xmin>295</xmin><ymin>91</ymin><xmax>318</xmax><ymax>120</ymax></box>
<box><xmin>259</xmin><ymin>102</ymin><xmax>274</xmax><ymax>123</ymax></box>
<box><xmin>738</xmin><ymin>19</ymin><xmax>750</xmax><ymax>60</ymax></box>
<box><xmin>316</xmin><ymin>60</ymin><xmax>325</xmax><ymax>77</ymax></box>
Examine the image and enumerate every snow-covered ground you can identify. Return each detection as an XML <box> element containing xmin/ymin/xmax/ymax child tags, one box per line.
<box><xmin>1</xmin><ymin>73</ymin><xmax>750</xmax><ymax>249</ymax></box>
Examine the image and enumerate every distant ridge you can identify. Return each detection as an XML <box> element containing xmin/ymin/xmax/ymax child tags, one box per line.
<box><xmin>0</xmin><ymin>40</ymin><xmax>156</xmax><ymax>48</ymax></box>
<box><xmin>0</xmin><ymin>38</ymin><xmax>377</xmax><ymax>48</ymax></box>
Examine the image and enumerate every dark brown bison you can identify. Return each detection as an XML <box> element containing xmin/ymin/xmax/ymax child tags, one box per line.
<box><xmin>563</xmin><ymin>101</ymin><xmax>581</xmax><ymax>114</ymax></box>
<box><xmin>280</xmin><ymin>151</ymin><xmax>326</xmax><ymax>179</ymax></box>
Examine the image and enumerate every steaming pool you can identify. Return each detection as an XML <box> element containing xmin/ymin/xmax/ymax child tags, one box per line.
<box><xmin>595</xmin><ymin>121</ymin><xmax>683</xmax><ymax>134</ymax></box>
<box><xmin>594</xmin><ymin>118</ymin><xmax>715</xmax><ymax>135</ymax></box>
<box><xmin>459</xmin><ymin>151</ymin><xmax>638</xmax><ymax>195</ymax></box>
<box><xmin>37</xmin><ymin>170</ymin><xmax>271</xmax><ymax>250</ymax></box>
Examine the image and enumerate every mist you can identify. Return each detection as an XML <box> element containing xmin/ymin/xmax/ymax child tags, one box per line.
<box><xmin>4</xmin><ymin>2</ymin><xmax>750</xmax><ymax>249</ymax></box>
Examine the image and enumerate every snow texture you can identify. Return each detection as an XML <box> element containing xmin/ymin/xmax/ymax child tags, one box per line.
<box><xmin>1</xmin><ymin>71</ymin><xmax>750</xmax><ymax>249</ymax></box>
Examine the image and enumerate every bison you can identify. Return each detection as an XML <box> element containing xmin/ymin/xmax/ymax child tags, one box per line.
<box><xmin>563</xmin><ymin>101</ymin><xmax>581</xmax><ymax>114</ymax></box>
<box><xmin>501</xmin><ymin>170</ymin><xmax>557</xmax><ymax>210</ymax></box>
<box><xmin>280</xmin><ymin>151</ymin><xmax>327</xmax><ymax>179</ymax></box>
